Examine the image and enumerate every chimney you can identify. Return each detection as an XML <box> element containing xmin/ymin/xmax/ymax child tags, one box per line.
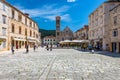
<box><xmin>24</xmin><ymin>13</ymin><xmax>29</xmax><ymax>17</ymax></box>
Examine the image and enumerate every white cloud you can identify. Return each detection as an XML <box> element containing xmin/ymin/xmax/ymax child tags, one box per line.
<box><xmin>61</xmin><ymin>14</ymin><xmax>71</xmax><ymax>22</ymax></box>
<box><xmin>67</xmin><ymin>0</ymin><xmax>76</xmax><ymax>2</ymax></box>
<box><xmin>14</xmin><ymin>4</ymin><xmax>71</xmax><ymax>22</ymax></box>
<box><xmin>44</xmin><ymin>14</ymin><xmax>71</xmax><ymax>21</ymax></box>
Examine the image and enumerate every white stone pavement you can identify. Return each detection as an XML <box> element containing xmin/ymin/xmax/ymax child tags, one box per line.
<box><xmin>0</xmin><ymin>48</ymin><xmax>120</xmax><ymax>80</ymax></box>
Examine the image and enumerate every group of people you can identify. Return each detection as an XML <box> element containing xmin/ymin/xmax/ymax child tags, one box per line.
<box><xmin>46</xmin><ymin>44</ymin><xmax>53</xmax><ymax>51</ymax></box>
<box><xmin>11</xmin><ymin>44</ymin><xmax>37</xmax><ymax>54</ymax></box>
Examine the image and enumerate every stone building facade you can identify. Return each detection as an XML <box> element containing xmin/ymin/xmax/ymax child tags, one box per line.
<box><xmin>109</xmin><ymin>4</ymin><xmax>120</xmax><ymax>53</ymax></box>
<box><xmin>0</xmin><ymin>0</ymin><xmax>9</xmax><ymax>51</ymax></box>
<box><xmin>60</xmin><ymin>27</ymin><xmax>73</xmax><ymax>40</ymax></box>
<box><xmin>89</xmin><ymin>0</ymin><xmax>120</xmax><ymax>50</ymax></box>
<box><xmin>75</xmin><ymin>25</ymin><xmax>89</xmax><ymax>40</ymax></box>
<box><xmin>56</xmin><ymin>16</ymin><xmax>73</xmax><ymax>43</ymax></box>
<box><xmin>0</xmin><ymin>0</ymin><xmax>40</xmax><ymax>51</ymax></box>
<box><xmin>43</xmin><ymin>36</ymin><xmax>56</xmax><ymax>45</ymax></box>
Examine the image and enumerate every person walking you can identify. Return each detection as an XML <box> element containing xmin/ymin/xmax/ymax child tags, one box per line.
<box><xmin>16</xmin><ymin>44</ymin><xmax>18</xmax><ymax>51</ymax></box>
<box><xmin>11</xmin><ymin>45</ymin><xmax>14</xmax><ymax>54</ymax></box>
<box><xmin>46</xmin><ymin>44</ymin><xmax>49</xmax><ymax>51</ymax></box>
<box><xmin>26</xmin><ymin>44</ymin><xmax>29</xmax><ymax>53</ymax></box>
<box><xmin>83</xmin><ymin>44</ymin><xmax>86</xmax><ymax>51</ymax></box>
<box><xmin>33</xmin><ymin>44</ymin><xmax>36</xmax><ymax>52</ymax></box>
<box><xmin>50</xmin><ymin>44</ymin><xmax>52</xmax><ymax>51</ymax></box>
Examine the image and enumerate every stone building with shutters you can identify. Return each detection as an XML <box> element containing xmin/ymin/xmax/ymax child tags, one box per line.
<box><xmin>109</xmin><ymin>4</ymin><xmax>120</xmax><ymax>53</ymax></box>
<box><xmin>75</xmin><ymin>25</ymin><xmax>89</xmax><ymax>40</ymax></box>
<box><xmin>43</xmin><ymin>36</ymin><xmax>56</xmax><ymax>45</ymax></box>
<box><xmin>0</xmin><ymin>0</ymin><xmax>9</xmax><ymax>51</ymax></box>
<box><xmin>0</xmin><ymin>0</ymin><xmax>41</xmax><ymax>51</ymax></box>
<box><xmin>89</xmin><ymin>0</ymin><xmax>120</xmax><ymax>50</ymax></box>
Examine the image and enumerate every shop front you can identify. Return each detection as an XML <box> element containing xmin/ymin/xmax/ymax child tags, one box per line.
<box><xmin>111</xmin><ymin>42</ymin><xmax>117</xmax><ymax>53</ymax></box>
<box><xmin>11</xmin><ymin>37</ymin><xmax>26</xmax><ymax>49</ymax></box>
<box><xmin>111</xmin><ymin>42</ymin><xmax>120</xmax><ymax>53</ymax></box>
<box><xmin>0</xmin><ymin>38</ymin><xmax>7</xmax><ymax>51</ymax></box>
<box><xmin>28</xmin><ymin>40</ymin><xmax>36</xmax><ymax>48</ymax></box>
<box><xmin>119</xmin><ymin>43</ymin><xmax>120</xmax><ymax>53</ymax></box>
<box><xmin>90</xmin><ymin>39</ymin><xmax>103</xmax><ymax>50</ymax></box>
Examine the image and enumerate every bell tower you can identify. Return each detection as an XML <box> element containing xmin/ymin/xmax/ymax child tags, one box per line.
<box><xmin>56</xmin><ymin>16</ymin><xmax>61</xmax><ymax>43</ymax></box>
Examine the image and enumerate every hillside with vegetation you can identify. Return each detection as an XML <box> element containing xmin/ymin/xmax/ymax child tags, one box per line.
<box><xmin>39</xmin><ymin>29</ymin><xmax>56</xmax><ymax>39</ymax></box>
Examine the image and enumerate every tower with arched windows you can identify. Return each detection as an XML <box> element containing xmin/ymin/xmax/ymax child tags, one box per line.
<box><xmin>56</xmin><ymin>16</ymin><xmax>61</xmax><ymax>43</ymax></box>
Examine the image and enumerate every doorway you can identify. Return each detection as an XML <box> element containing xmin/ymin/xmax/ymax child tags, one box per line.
<box><xmin>119</xmin><ymin>43</ymin><xmax>120</xmax><ymax>53</ymax></box>
<box><xmin>112</xmin><ymin>42</ymin><xmax>117</xmax><ymax>53</ymax></box>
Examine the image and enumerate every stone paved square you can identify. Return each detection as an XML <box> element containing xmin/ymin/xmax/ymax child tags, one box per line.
<box><xmin>0</xmin><ymin>48</ymin><xmax>120</xmax><ymax>80</ymax></box>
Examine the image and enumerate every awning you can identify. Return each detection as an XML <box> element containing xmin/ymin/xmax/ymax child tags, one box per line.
<box><xmin>59</xmin><ymin>40</ymin><xmax>71</xmax><ymax>44</ymax></box>
<box><xmin>80</xmin><ymin>40</ymin><xmax>89</xmax><ymax>43</ymax></box>
<box><xmin>72</xmin><ymin>40</ymin><xmax>81</xmax><ymax>43</ymax></box>
<box><xmin>13</xmin><ymin>38</ymin><xmax>26</xmax><ymax>41</ymax></box>
<box><xmin>59</xmin><ymin>40</ymin><xmax>89</xmax><ymax>44</ymax></box>
<box><xmin>28</xmin><ymin>40</ymin><xmax>36</xmax><ymax>43</ymax></box>
<box><xmin>0</xmin><ymin>36</ymin><xmax>7</xmax><ymax>39</ymax></box>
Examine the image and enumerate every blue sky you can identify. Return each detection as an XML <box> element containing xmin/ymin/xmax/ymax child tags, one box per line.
<box><xmin>7</xmin><ymin>0</ymin><xmax>106</xmax><ymax>32</ymax></box>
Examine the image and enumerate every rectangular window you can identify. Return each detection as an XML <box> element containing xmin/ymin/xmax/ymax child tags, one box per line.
<box><xmin>25</xmin><ymin>18</ymin><xmax>27</xmax><ymax>25</ymax></box>
<box><xmin>12</xmin><ymin>24</ymin><xmax>15</xmax><ymax>33</ymax></box>
<box><xmin>2</xmin><ymin>15</ymin><xmax>6</xmax><ymax>24</ymax></box>
<box><xmin>113</xmin><ymin>29</ymin><xmax>118</xmax><ymax>37</ymax></box>
<box><xmin>18</xmin><ymin>14</ymin><xmax>22</xmax><ymax>21</ymax></box>
<box><xmin>114</xmin><ymin>16</ymin><xmax>117</xmax><ymax>26</ymax></box>
<box><xmin>33</xmin><ymin>32</ymin><xmax>35</xmax><ymax>37</ymax></box>
<box><xmin>12</xmin><ymin>10</ymin><xmax>15</xmax><ymax>19</ymax></box>
<box><xmin>30</xmin><ymin>21</ymin><xmax>32</xmax><ymax>27</ymax></box>
<box><xmin>30</xmin><ymin>31</ymin><xmax>32</xmax><ymax>36</ymax></box>
<box><xmin>18</xmin><ymin>14</ymin><xmax>22</xmax><ymax>22</ymax></box>
<box><xmin>2</xmin><ymin>41</ymin><xmax>6</xmax><ymax>48</ymax></box>
<box><xmin>25</xmin><ymin>29</ymin><xmax>27</xmax><ymax>36</ymax></box>
<box><xmin>19</xmin><ymin>27</ymin><xmax>21</xmax><ymax>34</ymax></box>
<box><xmin>2</xmin><ymin>27</ymin><xmax>6</xmax><ymax>36</ymax></box>
<box><xmin>3</xmin><ymin>4</ymin><xmax>6</xmax><ymax>11</ymax></box>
